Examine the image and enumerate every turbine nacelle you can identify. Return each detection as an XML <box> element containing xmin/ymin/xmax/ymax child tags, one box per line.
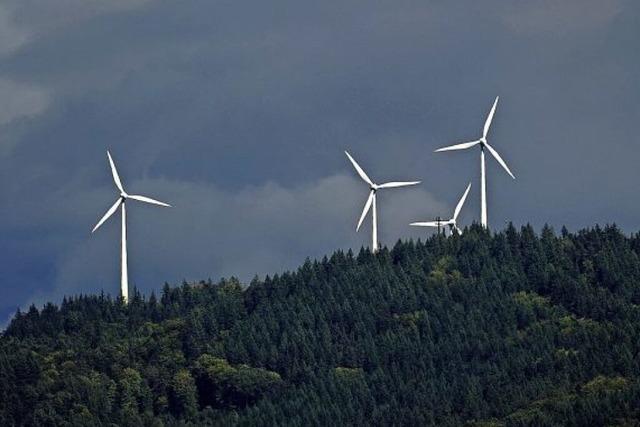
<box><xmin>434</xmin><ymin>96</ymin><xmax>514</xmax><ymax>179</ymax></box>
<box><xmin>92</xmin><ymin>152</ymin><xmax>171</xmax><ymax>234</ymax></box>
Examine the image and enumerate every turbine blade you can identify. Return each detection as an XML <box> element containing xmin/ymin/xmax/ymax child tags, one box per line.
<box><xmin>455</xmin><ymin>225</ymin><xmax>463</xmax><ymax>235</ymax></box>
<box><xmin>356</xmin><ymin>190</ymin><xmax>374</xmax><ymax>232</ymax></box>
<box><xmin>410</xmin><ymin>221</ymin><xmax>441</xmax><ymax>227</ymax></box>
<box><xmin>377</xmin><ymin>181</ymin><xmax>421</xmax><ymax>189</ymax></box>
<box><xmin>484</xmin><ymin>142</ymin><xmax>515</xmax><ymax>179</ymax></box>
<box><xmin>483</xmin><ymin>96</ymin><xmax>499</xmax><ymax>139</ymax></box>
<box><xmin>434</xmin><ymin>140</ymin><xmax>481</xmax><ymax>152</ymax></box>
<box><xmin>453</xmin><ymin>183</ymin><xmax>472</xmax><ymax>221</ymax></box>
<box><xmin>107</xmin><ymin>151</ymin><xmax>125</xmax><ymax>193</ymax></box>
<box><xmin>344</xmin><ymin>151</ymin><xmax>374</xmax><ymax>186</ymax></box>
<box><xmin>92</xmin><ymin>198</ymin><xmax>122</xmax><ymax>233</ymax></box>
<box><xmin>128</xmin><ymin>194</ymin><xmax>172</xmax><ymax>207</ymax></box>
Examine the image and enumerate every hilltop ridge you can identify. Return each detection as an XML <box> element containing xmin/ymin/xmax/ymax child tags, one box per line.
<box><xmin>2</xmin><ymin>224</ymin><xmax>640</xmax><ymax>426</ymax></box>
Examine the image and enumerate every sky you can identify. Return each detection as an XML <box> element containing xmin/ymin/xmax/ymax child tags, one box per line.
<box><xmin>1</xmin><ymin>0</ymin><xmax>639</xmax><ymax>323</ymax></box>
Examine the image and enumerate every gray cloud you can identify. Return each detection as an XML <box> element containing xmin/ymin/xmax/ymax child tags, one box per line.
<box><xmin>0</xmin><ymin>79</ymin><xmax>48</xmax><ymax>129</ymax></box>
<box><xmin>501</xmin><ymin>0</ymin><xmax>625</xmax><ymax>36</ymax></box>
<box><xmin>5</xmin><ymin>0</ymin><xmax>153</xmax><ymax>39</ymax></box>
<box><xmin>0</xmin><ymin>5</ymin><xmax>29</xmax><ymax>56</ymax></box>
<box><xmin>1</xmin><ymin>0</ymin><xmax>639</xmax><ymax>320</ymax></box>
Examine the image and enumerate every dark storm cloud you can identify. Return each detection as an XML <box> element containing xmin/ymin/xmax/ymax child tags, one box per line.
<box><xmin>1</xmin><ymin>0</ymin><xmax>639</xmax><ymax>321</ymax></box>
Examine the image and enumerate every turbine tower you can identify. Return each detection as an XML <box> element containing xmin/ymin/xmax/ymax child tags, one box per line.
<box><xmin>345</xmin><ymin>151</ymin><xmax>420</xmax><ymax>253</ymax></box>
<box><xmin>92</xmin><ymin>151</ymin><xmax>171</xmax><ymax>303</ymax></box>
<box><xmin>435</xmin><ymin>96</ymin><xmax>514</xmax><ymax>228</ymax></box>
<box><xmin>411</xmin><ymin>183</ymin><xmax>471</xmax><ymax>236</ymax></box>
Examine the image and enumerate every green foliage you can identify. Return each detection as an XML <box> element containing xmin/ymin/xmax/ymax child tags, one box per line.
<box><xmin>194</xmin><ymin>354</ymin><xmax>282</xmax><ymax>409</ymax></box>
<box><xmin>1</xmin><ymin>224</ymin><xmax>640</xmax><ymax>425</ymax></box>
<box><xmin>582</xmin><ymin>375</ymin><xmax>629</xmax><ymax>394</ymax></box>
<box><xmin>333</xmin><ymin>366</ymin><xmax>365</xmax><ymax>382</ymax></box>
<box><xmin>170</xmin><ymin>369</ymin><xmax>198</xmax><ymax>418</ymax></box>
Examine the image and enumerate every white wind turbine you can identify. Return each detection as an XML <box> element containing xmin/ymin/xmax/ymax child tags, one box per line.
<box><xmin>92</xmin><ymin>150</ymin><xmax>171</xmax><ymax>303</ymax></box>
<box><xmin>435</xmin><ymin>96</ymin><xmax>515</xmax><ymax>228</ymax></box>
<box><xmin>410</xmin><ymin>183</ymin><xmax>471</xmax><ymax>236</ymax></box>
<box><xmin>345</xmin><ymin>151</ymin><xmax>420</xmax><ymax>253</ymax></box>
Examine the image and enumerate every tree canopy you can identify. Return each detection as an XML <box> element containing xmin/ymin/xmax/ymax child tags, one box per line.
<box><xmin>2</xmin><ymin>224</ymin><xmax>640</xmax><ymax>425</ymax></box>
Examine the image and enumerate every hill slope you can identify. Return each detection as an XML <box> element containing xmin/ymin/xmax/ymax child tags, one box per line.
<box><xmin>2</xmin><ymin>224</ymin><xmax>640</xmax><ymax>426</ymax></box>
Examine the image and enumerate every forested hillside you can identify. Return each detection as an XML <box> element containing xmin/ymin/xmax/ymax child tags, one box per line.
<box><xmin>2</xmin><ymin>224</ymin><xmax>640</xmax><ymax>426</ymax></box>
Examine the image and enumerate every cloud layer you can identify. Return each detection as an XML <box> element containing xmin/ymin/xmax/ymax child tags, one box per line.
<box><xmin>1</xmin><ymin>0</ymin><xmax>639</xmax><ymax>320</ymax></box>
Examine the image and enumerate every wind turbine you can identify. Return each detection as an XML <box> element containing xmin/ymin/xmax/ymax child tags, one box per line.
<box><xmin>345</xmin><ymin>151</ymin><xmax>420</xmax><ymax>253</ymax></box>
<box><xmin>435</xmin><ymin>96</ymin><xmax>514</xmax><ymax>228</ymax></box>
<box><xmin>410</xmin><ymin>183</ymin><xmax>471</xmax><ymax>236</ymax></box>
<box><xmin>92</xmin><ymin>150</ymin><xmax>171</xmax><ymax>303</ymax></box>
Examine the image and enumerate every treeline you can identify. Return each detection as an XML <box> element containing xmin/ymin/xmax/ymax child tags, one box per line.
<box><xmin>2</xmin><ymin>224</ymin><xmax>640</xmax><ymax>426</ymax></box>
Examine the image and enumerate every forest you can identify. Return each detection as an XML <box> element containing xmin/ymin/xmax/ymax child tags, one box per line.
<box><xmin>2</xmin><ymin>224</ymin><xmax>640</xmax><ymax>426</ymax></box>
